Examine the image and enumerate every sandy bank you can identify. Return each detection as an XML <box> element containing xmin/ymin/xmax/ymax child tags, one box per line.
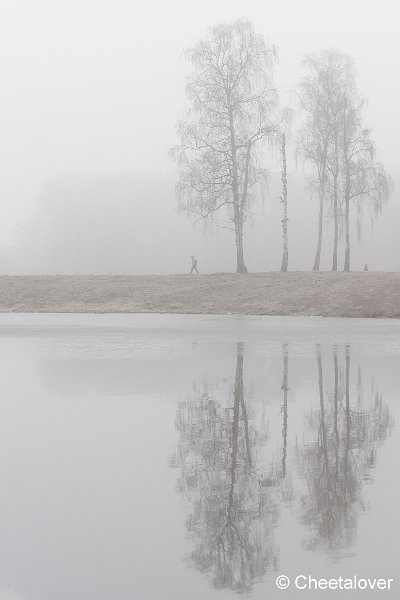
<box><xmin>1</xmin><ymin>272</ymin><xmax>399</xmax><ymax>318</ymax></box>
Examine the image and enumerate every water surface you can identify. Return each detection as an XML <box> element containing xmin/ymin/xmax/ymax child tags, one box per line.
<box><xmin>0</xmin><ymin>314</ymin><xmax>398</xmax><ymax>599</ymax></box>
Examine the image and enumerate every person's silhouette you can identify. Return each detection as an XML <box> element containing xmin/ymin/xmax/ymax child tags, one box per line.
<box><xmin>190</xmin><ymin>255</ymin><xmax>199</xmax><ymax>274</ymax></box>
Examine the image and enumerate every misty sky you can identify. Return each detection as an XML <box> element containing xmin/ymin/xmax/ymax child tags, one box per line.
<box><xmin>0</xmin><ymin>0</ymin><xmax>399</xmax><ymax>272</ymax></box>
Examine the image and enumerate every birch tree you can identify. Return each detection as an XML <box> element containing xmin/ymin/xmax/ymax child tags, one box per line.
<box><xmin>297</xmin><ymin>51</ymin><xmax>351</xmax><ymax>271</ymax></box>
<box><xmin>297</xmin><ymin>53</ymin><xmax>332</xmax><ymax>271</ymax></box>
<box><xmin>298</xmin><ymin>50</ymin><xmax>391</xmax><ymax>271</ymax></box>
<box><xmin>297</xmin><ymin>345</ymin><xmax>392</xmax><ymax>553</ymax></box>
<box><xmin>340</xmin><ymin>96</ymin><xmax>391</xmax><ymax>271</ymax></box>
<box><xmin>172</xmin><ymin>343</ymin><xmax>279</xmax><ymax>592</ymax></box>
<box><xmin>323</xmin><ymin>53</ymin><xmax>353</xmax><ymax>271</ymax></box>
<box><xmin>172</xmin><ymin>20</ymin><xmax>280</xmax><ymax>273</ymax></box>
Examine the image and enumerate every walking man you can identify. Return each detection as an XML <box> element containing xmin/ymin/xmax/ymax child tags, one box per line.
<box><xmin>190</xmin><ymin>255</ymin><xmax>199</xmax><ymax>274</ymax></box>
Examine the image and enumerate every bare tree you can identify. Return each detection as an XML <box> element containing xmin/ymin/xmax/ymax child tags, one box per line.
<box><xmin>298</xmin><ymin>50</ymin><xmax>391</xmax><ymax>272</ymax></box>
<box><xmin>171</xmin><ymin>343</ymin><xmax>279</xmax><ymax>592</ymax></box>
<box><xmin>340</xmin><ymin>96</ymin><xmax>391</xmax><ymax>271</ymax></box>
<box><xmin>172</xmin><ymin>20</ymin><xmax>280</xmax><ymax>273</ymax></box>
<box><xmin>297</xmin><ymin>344</ymin><xmax>393</xmax><ymax>553</ymax></box>
<box><xmin>322</xmin><ymin>53</ymin><xmax>354</xmax><ymax>271</ymax></box>
<box><xmin>297</xmin><ymin>53</ymin><xmax>332</xmax><ymax>271</ymax></box>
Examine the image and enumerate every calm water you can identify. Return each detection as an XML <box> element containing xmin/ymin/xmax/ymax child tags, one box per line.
<box><xmin>0</xmin><ymin>314</ymin><xmax>399</xmax><ymax>600</ymax></box>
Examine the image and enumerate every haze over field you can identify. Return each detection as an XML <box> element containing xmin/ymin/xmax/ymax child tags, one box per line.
<box><xmin>0</xmin><ymin>0</ymin><xmax>399</xmax><ymax>274</ymax></box>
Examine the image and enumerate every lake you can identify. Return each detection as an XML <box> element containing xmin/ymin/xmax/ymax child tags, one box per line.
<box><xmin>0</xmin><ymin>314</ymin><xmax>398</xmax><ymax>599</ymax></box>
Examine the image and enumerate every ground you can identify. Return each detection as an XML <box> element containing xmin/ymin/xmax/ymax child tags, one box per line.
<box><xmin>0</xmin><ymin>272</ymin><xmax>399</xmax><ymax>318</ymax></box>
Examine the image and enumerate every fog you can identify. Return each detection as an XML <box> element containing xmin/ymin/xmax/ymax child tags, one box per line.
<box><xmin>1</xmin><ymin>0</ymin><xmax>399</xmax><ymax>274</ymax></box>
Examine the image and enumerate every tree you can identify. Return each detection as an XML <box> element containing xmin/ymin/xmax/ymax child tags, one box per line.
<box><xmin>172</xmin><ymin>341</ymin><xmax>393</xmax><ymax>582</ymax></box>
<box><xmin>340</xmin><ymin>96</ymin><xmax>391</xmax><ymax>271</ymax></box>
<box><xmin>172</xmin><ymin>343</ymin><xmax>279</xmax><ymax>592</ymax></box>
<box><xmin>322</xmin><ymin>53</ymin><xmax>354</xmax><ymax>271</ymax></box>
<box><xmin>298</xmin><ymin>50</ymin><xmax>392</xmax><ymax>272</ymax></box>
<box><xmin>296</xmin><ymin>344</ymin><xmax>392</xmax><ymax>553</ymax></box>
<box><xmin>172</xmin><ymin>20</ymin><xmax>280</xmax><ymax>273</ymax></box>
<box><xmin>297</xmin><ymin>52</ymin><xmax>333</xmax><ymax>271</ymax></box>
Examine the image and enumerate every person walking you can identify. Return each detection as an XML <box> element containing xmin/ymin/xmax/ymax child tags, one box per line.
<box><xmin>190</xmin><ymin>255</ymin><xmax>199</xmax><ymax>274</ymax></box>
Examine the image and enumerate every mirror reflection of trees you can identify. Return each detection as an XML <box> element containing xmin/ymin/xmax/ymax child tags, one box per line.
<box><xmin>279</xmin><ymin>342</ymin><xmax>292</xmax><ymax>495</ymax></box>
<box><xmin>172</xmin><ymin>343</ymin><xmax>279</xmax><ymax>593</ymax></box>
<box><xmin>296</xmin><ymin>344</ymin><xmax>393</xmax><ymax>554</ymax></box>
<box><xmin>172</xmin><ymin>341</ymin><xmax>393</xmax><ymax>592</ymax></box>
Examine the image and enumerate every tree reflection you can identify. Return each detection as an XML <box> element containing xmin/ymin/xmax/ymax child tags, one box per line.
<box><xmin>297</xmin><ymin>344</ymin><xmax>393</xmax><ymax>554</ymax></box>
<box><xmin>172</xmin><ymin>340</ymin><xmax>393</xmax><ymax>591</ymax></box>
<box><xmin>281</xmin><ymin>342</ymin><xmax>289</xmax><ymax>480</ymax></box>
<box><xmin>172</xmin><ymin>343</ymin><xmax>279</xmax><ymax>593</ymax></box>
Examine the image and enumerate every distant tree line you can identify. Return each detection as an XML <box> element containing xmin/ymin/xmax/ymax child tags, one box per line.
<box><xmin>172</xmin><ymin>19</ymin><xmax>392</xmax><ymax>273</ymax></box>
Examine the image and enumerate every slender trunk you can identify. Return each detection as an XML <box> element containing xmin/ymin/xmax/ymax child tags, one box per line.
<box><xmin>227</xmin><ymin>378</ymin><xmax>240</xmax><ymax>523</ymax></box>
<box><xmin>344</xmin><ymin>344</ymin><xmax>351</xmax><ymax>508</ymax></box>
<box><xmin>313</xmin><ymin>192</ymin><xmax>324</xmax><ymax>271</ymax></box>
<box><xmin>235</xmin><ymin>223</ymin><xmax>247</xmax><ymax>273</ymax></box>
<box><xmin>228</xmin><ymin>106</ymin><xmax>247</xmax><ymax>273</ymax></box>
<box><xmin>343</xmin><ymin>96</ymin><xmax>351</xmax><ymax>272</ymax></box>
<box><xmin>344</xmin><ymin>192</ymin><xmax>350</xmax><ymax>271</ymax></box>
<box><xmin>332</xmin><ymin>191</ymin><xmax>339</xmax><ymax>270</ymax></box>
<box><xmin>280</xmin><ymin>133</ymin><xmax>289</xmax><ymax>272</ymax></box>
<box><xmin>281</xmin><ymin>342</ymin><xmax>289</xmax><ymax>478</ymax></box>
<box><xmin>317</xmin><ymin>345</ymin><xmax>330</xmax><ymax>483</ymax></box>
<box><xmin>313</xmin><ymin>141</ymin><xmax>328</xmax><ymax>271</ymax></box>
<box><xmin>332</xmin><ymin>128</ymin><xmax>339</xmax><ymax>271</ymax></box>
<box><xmin>333</xmin><ymin>345</ymin><xmax>339</xmax><ymax>484</ymax></box>
<box><xmin>237</xmin><ymin>343</ymin><xmax>252</xmax><ymax>472</ymax></box>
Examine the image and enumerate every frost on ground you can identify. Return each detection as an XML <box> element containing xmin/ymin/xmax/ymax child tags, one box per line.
<box><xmin>0</xmin><ymin>272</ymin><xmax>399</xmax><ymax>318</ymax></box>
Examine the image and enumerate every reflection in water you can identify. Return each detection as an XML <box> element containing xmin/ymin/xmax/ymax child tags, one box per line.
<box><xmin>297</xmin><ymin>345</ymin><xmax>393</xmax><ymax>554</ymax></box>
<box><xmin>172</xmin><ymin>343</ymin><xmax>279</xmax><ymax>593</ymax></box>
<box><xmin>281</xmin><ymin>343</ymin><xmax>289</xmax><ymax>479</ymax></box>
<box><xmin>279</xmin><ymin>342</ymin><xmax>292</xmax><ymax>506</ymax></box>
<box><xmin>172</xmin><ymin>342</ymin><xmax>394</xmax><ymax>593</ymax></box>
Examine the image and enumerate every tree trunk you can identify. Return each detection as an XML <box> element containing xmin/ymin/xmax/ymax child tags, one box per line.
<box><xmin>343</xmin><ymin>155</ymin><xmax>351</xmax><ymax>271</ymax></box>
<box><xmin>237</xmin><ymin>343</ymin><xmax>252</xmax><ymax>471</ymax></box>
<box><xmin>333</xmin><ymin>346</ymin><xmax>339</xmax><ymax>480</ymax></box>
<box><xmin>280</xmin><ymin>133</ymin><xmax>289</xmax><ymax>272</ymax></box>
<box><xmin>317</xmin><ymin>344</ymin><xmax>331</xmax><ymax>488</ymax></box>
<box><xmin>344</xmin><ymin>194</ymin><xmax>350</xmax><ymax>271</ymax></box>
<box><xmin>332</xmin><ymin>192</ymin><xmax>339</xmax><ymax>270</ymax></box>
<box><xmin>313</xmin><ymin>143</ymin><xmax>328</xmax><ymax>271</ymax></box>
<box><xmin>313</xmin><ymin>196</ymin><xmax>324</xmax><ymax>271</ymax></box>
<box><xmin>227</xmin><ymin>344</ymin><xmax>242</xmax><ymax>520</ymax></box>
<box><xmin>344</xmin><ymin>344</ymin><xmax>351</xmax><ymax>505</ymax></box>
<box><xmin>281</xmin><ymin>342</ymin><xmax>289</xmax><ymax>478</ymax></box>
<box><xmin>228</xmin><ymin>105</ymin><xmax>248</xmax><ymax>274</ymax></box>
<box><xmin>332</xmin><ymin>131</ymin><xmax>339</xmax><ymax>271</ymax></box>
<box><xmin>235</xmin><ymin>223</ymin><xmax>247</xmax><ymax>273</ymax></box>
<box><xmin>343</xmin><ymin>95</ymin><xmax>351</xmax><ymax>272</ymax></box>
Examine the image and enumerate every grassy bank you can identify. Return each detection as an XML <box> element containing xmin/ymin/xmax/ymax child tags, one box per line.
<box><xmin>0</xmin><ymin>272</ymin><xmax>399</xmax><ymax>318</ymax></box>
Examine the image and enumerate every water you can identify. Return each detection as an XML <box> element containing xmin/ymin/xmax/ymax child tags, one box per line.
<box><xmin>0</xmin><ymin>314</ymin><xmax>399</xmax><ymax>599</ymax></box>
